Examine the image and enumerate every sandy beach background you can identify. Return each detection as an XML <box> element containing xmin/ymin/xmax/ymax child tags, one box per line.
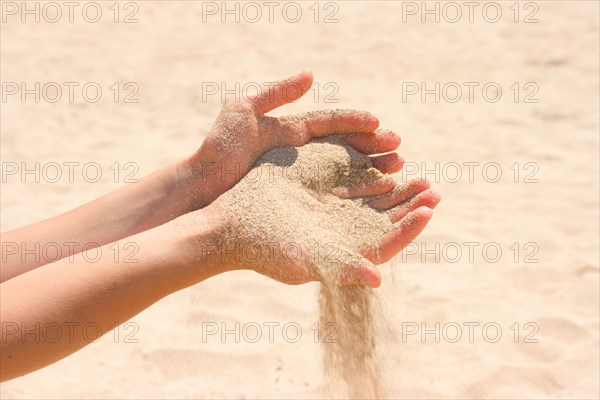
<box><xmin>1</xmin><ymin>1</ymin><xmax>598</xmax><ymax>398</ymax></box>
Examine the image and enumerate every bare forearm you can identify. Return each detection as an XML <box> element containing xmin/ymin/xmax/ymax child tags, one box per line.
<box><xmin>0</xmin><ymin>161</ymin><xmax>198</xmax><ymax>282</ymax></box>
<box><xmin>0</xmin><ymin>212</ymin><xmax>223</xmax><ymax>381</ymax></box>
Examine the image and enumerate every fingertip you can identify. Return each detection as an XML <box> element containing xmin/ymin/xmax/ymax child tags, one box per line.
<box><xmin>252</xmin><ymin>71</ymin><xmax>314</xmax><ymax>115</ymax></box>
<box><xmin>409</xmin><ymin>178</ymin><xmax>431</xmax><ymax>191</ymax></box>
<box><xmin>333</xmin><ymin>178</ymin><xmax>396</xmax><ymax>199</ymax></box>
<box><xmin>356</xmin><ymin>264</ymin><xmax>381</xmax><ymax>288</ymax></box>
<box><xmin>430</xmin><ymin>191</ymin><xmax>442</xmax><ymax>207</ymax></box>
<box><xmin>353</xmin><ymin>111</ymin><xmax>379</xmax><ymax>132</ymax></box>
<box><xmin>371</xmin><ymin>152</ymin><xmax>404</xmax><ymax>174</ymax></box>
<box><xmin>412</xmin><ymin>205</ymin><xmax>434</xmax><ymax>220</ymax></box>
<box><xmin>299</xmin><ymin>68</ymin><xmax>314</xmax><ymax>80</ymax></box>
<box><xmin>388</xmin><ymin>190</ymin><xmax>440</xmax><ymax>223</ymax></box>
<box><xmin>380</xmin><ymin>177</ymin><xmax>398</xmax><ymax>193</ymax></box>
<box><xmin>365</xmin><ymin>206</ymin><xmax>436</xmax><ymax>264</ymax></box>
<box><xmin>378</xmin><ymin>129</ymin><xmax>401</xmax><ymax>150</ymax></box>
<box><xmin>345</xmin><ymin>128</ymin><xmax>400</xmax><ymax>155</ymax></box>
<box><xmin>283</xmin><ymin>71</ymin><xmax>313</xmax><ymax>103</ymax></box>
<box><xmin>361</xmin><ymin>269</ymin><xmax>382</xmax><ymax>288</ymax></box>
<box><xmin>295</xmin><ymin>69</ymin><xmax>314</xmax><ymax>89</ymax></box>
<box><xmin>339</xmin><ymin>259</ymin><xmax>381</xmax><ymax>288</ymax></box>
<box><xmin>366</xmin><ymin>113</ymin><xmax>380</xmax><ymax>131</ymax></box>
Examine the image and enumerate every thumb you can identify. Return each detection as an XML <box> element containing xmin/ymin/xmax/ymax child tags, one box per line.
<box><xmin>248</xmin><ymin>70</ymin><xmax>314</xmax><ymax>116</ymax></box>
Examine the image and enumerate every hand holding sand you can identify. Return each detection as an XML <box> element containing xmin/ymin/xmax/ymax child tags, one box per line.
<box><xmin>181</xmin><ymin>137</ymin><xmax>440</xmax><ymax>288</ymax></box>
<box><xmin>179</xmin><ymin>70</ymin><xmax>404</xmax><ymax>209</ymax></box>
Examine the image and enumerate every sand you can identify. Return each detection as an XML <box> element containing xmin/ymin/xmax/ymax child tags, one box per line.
<box><xmin>219</xmin><ymin>138</ymin><xmax>392</xmax><ymax>398</ymax></box>
<box><xmin>220</xmin><ymin>137</ymin><xmax>392</xmax><ymax>276</ymax></box>
<box><xmin>1</xmin><ymin>1</ymin><xmax>598</xmax><ymax>399</ymax></box>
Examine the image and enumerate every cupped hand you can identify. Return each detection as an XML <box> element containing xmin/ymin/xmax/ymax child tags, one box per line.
<box><xmin>178</xmin><ymin>71</ymin><xmax>403</xmax><ymax>210</ymax></box>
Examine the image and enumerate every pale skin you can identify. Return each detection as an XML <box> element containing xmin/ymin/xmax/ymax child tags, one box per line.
<box><xmin>0</xmin><ymin>71</ymin><xmax>440</xmax><ymax>381</ymax></box>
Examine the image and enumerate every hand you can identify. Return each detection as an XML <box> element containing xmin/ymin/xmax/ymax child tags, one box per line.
<box><xmin>177</xmin><ymin>70</ymin><xmax>403</xmax><ymax>210</ymax></box>
<box><xmin>182</xmin><ymin>138</ymin><xmax>441</xmax><ymax>288</ymax></box>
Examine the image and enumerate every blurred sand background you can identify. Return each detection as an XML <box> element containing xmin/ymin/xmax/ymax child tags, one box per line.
<box><xmin>1</xmin><ymin>1</ymin><xmax>598</xmax><ymax>398</ymax></box>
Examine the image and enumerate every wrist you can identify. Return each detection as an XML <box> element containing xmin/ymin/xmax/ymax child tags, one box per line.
<box><xmin>174</xmin><ymin>151</ymin><xmax>216</xmax><ymax>212</ymax></box>
<box><xmin>166</xmin><ymin>201</ymin><xmax>233</xmax><ymax>285</ymax></box>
